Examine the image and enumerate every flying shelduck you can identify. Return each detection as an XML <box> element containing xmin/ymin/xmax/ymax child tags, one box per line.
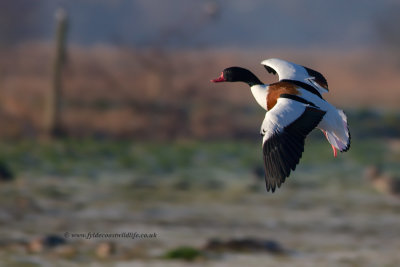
<box><xmin>211</xmin><ymin>58</ymin><xmax>350</xmax><ymax>192</ymax></box>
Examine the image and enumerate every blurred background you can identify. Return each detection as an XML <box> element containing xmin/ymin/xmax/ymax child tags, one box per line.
<box><xmin>1</xmin><ymin>0</ymin><xmax>400</xmax><ymax>266</ymax></box>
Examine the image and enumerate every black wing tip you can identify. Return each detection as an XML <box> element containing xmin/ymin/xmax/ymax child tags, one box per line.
<box><xmin>340</xmin><ymin>123</ymin><xmax>351</xmax><ymax>153</ymax></box>
<box><xmin>262</xmin><ymin>106</ymin><xmax>326</xmax><ymax>193</ymax></box>
<box><xmin>265</xmin><ymin>180</ymin><xmax>281</xmax><ymax>193</ymax></box>
<box><xmin>266</xmin><ymin>184</ymin><xmax>276</xmax><ymax>193</ymax></box>
<box><xmin>303</xmin><ymin>66</ymin><xmax>329</xmax><ymax>90</ymax></box>
<box><xmin>265</xmin><ymin>175</ymin><xmax>287</xmax><ymax>192</ymax></box>
<box><xmin>264</xmin><ymin>65</ymin><xmax>277</xmax><ymax>75</ymax></box>
<box><xmin>264</xmin><ymin>174</ymin><xmax>285</xmax><ymax>193</ymax></box>
<box><xmin>262</xmin><ymin>134</ymin><xmax>293</xmax><ymax>193</ymax></box>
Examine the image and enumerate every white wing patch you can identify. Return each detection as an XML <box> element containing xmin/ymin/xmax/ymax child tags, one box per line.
<box><xmin>261</xmin><ymin>58</ymin><xmax>308</xmax><ymax>82</ymax></box>
<box><xmin>261</xmin><ymin>98</ymin><xmax>308</xmax><ymax>142</ymax></box>
<box><xmin>261</xmin><ymin>58</ymin><xmax>329</xmax><ymax>95</ymax></box>
<box><xmin>260</xmin><ymin>96</ymin><xmax>326</xmax><ymax>192</ymax></box>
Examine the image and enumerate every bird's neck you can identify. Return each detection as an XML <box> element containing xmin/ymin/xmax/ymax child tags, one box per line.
<box><xmin>232</xmin><ymin>67</ymin><xmax>263</xmax><ymax>87</ymax></box>
<box><xmin>243</xmin><ymin>72</ymin><xmax>263</xmax><ymax>87</ymax></box>
<box><xmin>250</xmin><ymin>84</ymin><xmax>268</xmax><ymax>110</ymax></box>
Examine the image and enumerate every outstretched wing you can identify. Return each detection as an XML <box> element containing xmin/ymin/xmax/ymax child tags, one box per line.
<box><xmin>302</xmin><ymin>66</ymin><xmax>328</xmax><ymax>91</ymax></box>
<box><xmin>261</xmin><ymin>58</ymin><xmax>329</xmax><ymax>94</ymax></box>
<box><xmin>260</xmin><ymin>95</ymin><xmax>326</xmax><ymax>192</ymax></box>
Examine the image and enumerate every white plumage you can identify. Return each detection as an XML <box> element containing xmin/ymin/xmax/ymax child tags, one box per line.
<box><xmin>261</xmin><ymin>58</ymin><xmax>330</xmax><ymax>94</ymax></box>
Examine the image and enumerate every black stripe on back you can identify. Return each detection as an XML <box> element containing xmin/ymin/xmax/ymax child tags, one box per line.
<box><xmin>279</xmin><ymin>94</ymin><xmax>317</xmax><ymax>107</ymax></box>
<box><xmin>280</xmin><ymin>79</ymin><xmax>323</xmax><ymax>99</ymax></box>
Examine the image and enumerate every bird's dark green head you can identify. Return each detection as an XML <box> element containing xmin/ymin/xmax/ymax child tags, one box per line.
<box><xmin>211</xmin><ymin>67</ymin><xmax>263</xmax><ymax>87</ymax></box>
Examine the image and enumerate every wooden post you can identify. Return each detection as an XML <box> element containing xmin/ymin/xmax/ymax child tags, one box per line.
<box><xmin>45</xmin><ymin>8</ymin><xmax>68</xmax><ymax>137</ymax></box>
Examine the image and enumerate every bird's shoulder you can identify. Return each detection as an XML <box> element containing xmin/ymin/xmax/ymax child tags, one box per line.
<box><xmin>266</xmin><ymin>81</ymin><xmax>301</xmax><ymax>110</ymax></box>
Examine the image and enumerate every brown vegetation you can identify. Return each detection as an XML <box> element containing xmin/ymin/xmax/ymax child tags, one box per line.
<box><xmin>0</xmin><ymin>43</ymin><xmax>399</xmax><ymax>139</ymax></box>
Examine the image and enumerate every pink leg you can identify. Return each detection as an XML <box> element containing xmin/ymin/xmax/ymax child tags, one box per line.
<box><xmin>322</xmin><ymin>130</ymin><xmax>337</xmax><ymax>158</ymax></box>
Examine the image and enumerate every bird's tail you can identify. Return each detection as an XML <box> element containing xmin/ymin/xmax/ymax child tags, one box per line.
<box><xmin>322</xmin><ymin>109</ymin><xmax>351</xmax><ymax>157</ymax></box>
